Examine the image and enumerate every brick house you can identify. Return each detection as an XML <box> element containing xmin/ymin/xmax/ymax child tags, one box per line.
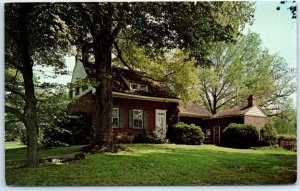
<box><xmin>68</xmin><ymin>56</ymin><xmax>180</xmax><ymax>138</ymax></box>
<box><xmin>179</xmin><ymin>95</ymin><xmax>267</xmax><ymax>144</ymax></box>
<box><xmin>69</xmin><ymin>55</ymin><xmax>267</xmax><ymax>144</ymax></box>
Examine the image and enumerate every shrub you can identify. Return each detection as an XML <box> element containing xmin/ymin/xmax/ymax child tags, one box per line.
<box><xmin>5</xmin><ymin>122</ymin><xmax>24</xmax><ymax>142</ymax></box>
<box><xmin>168</xmin><ymin>122</ymin><xmax>205</xmax><ymax>145</ymax></box>
<box><xmin>114</xmin><ymin>132</ymin><xmax>134</xmax><ymax>143</ymax></box>
<box><xmin>260</xmin><ymin>123</ymin><xmax>278</xmax><ymax>146</ymax></box>
<box><xmin>277</xmin><ymin>134</ymin><xmax>297</xmax><ymax>151</ymax></box>
<box><xmin>221</xmin><ymin>123</ymin><xmax>259</xmax><ymax>149</ymax></box>
<box><xmin>134</xmin><ymin>129</ymin><xmax>167</xmax><ymax>144</ymax></box>
<box><xmin>41</xmin><ymin>112</ymin><xmax>94</xmax><ymax>147</ymax></box>
<box><xmin>19</xmin><ymin>127</ymin><xmax>28</xmax><ymax>145</ymax></box>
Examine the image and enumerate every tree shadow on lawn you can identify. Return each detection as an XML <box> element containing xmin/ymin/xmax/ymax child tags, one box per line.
<box><xmin>5</xmin><ymin>144</ymin><xmax>297</xmax><ymax>185</ymax></box>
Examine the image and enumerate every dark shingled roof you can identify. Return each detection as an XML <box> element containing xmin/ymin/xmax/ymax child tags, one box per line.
<box><xmin>84</xmin><ymin>65</ymin><xmax>178</xmax><ymax>99</ymax></box>
<box><xmin>179</xmin><ymin>102</ymin><xmax>212</xmax><ymax>117</ymax></box>
<box><xmin>212</xmin><ymin>107</ymin><xmax>252</xmax><ymax>118</ymax></box>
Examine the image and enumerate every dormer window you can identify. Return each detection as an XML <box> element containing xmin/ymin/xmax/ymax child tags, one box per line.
<box><xmin>130</xmin><ymin>83</ymin><xmax>138</xmax><ymax>90</ymax></box>
<box><xmin>140</xmin><ymin>85</ymin><xmax>148</xmax><ymax>91</ymax></box>
<box><xmin>130</xmin><ymin>83</ymin><xmax>148</xmax><ymax>92</ymax></box>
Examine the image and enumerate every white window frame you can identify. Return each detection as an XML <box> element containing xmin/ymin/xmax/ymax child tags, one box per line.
<box><xmin>133</xmin><ymin>109</ymin><xmax>143</xmax><ymax>129</ymax></box>
<box><xmin>206</xmin><ymin>129</ymin><xmax>211</xmax><ymax>139</ymax></box>
<box><xmin>112</xmin><ymin>108</ymin><xmax>119</xmax><ymax>128</ymax></box>
<box><xmin>130</xmin><ymin>83</ymin><xmax>139</xmax><ymax>90</ymax></box>
<box><xmin>139</xmin><ymin>84</ymin><xmax>148</xmax><ymax>91</ymax></box>
<box><xmin>130</xmin><ymin>83</ymin><xmax>148</xmax><ymax>91</ymax></box>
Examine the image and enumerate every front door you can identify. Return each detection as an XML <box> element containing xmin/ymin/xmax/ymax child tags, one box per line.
<box><xmin>155</xmin><ymin>109</ymin><xmax>167</xmax><ymax>133</ymax></box>
<box><xmin>213</xmin><ymin>126</ymin><xmax>221</xmax><ymax>145</ymax></box>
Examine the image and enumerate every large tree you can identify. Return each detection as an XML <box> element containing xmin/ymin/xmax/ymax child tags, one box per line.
<box><xmin>198</xmin><ymin>32</ymin><xmax>296</xmax><ymax>114</ymax></box>
<box><xmin>5</xmin><ymin>3</ymin><xmax>73</xmax><ymax>166</ymax></box>
<box><xmin>61</xmin><ymin>2</ymin><xmax>254</xmax><ymax>151</ymax></box>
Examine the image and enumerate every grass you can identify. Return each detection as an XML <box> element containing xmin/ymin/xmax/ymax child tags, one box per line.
<box><xmin>5</xmin><ymin>143</ymin><xmax>297</xmax><ymax>185</ymax></box>
<box><xmin>5</xmin><ymin>140</ymin><xmax>27</xmax><ymax>149</ymax></box>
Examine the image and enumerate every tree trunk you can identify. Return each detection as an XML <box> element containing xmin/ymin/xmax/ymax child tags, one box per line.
<box><xmin>19</xmin><ymin>4</ymin><xmax>39</xmax><ymax>167</ymax></box>
<box><xmin>90</xmin><ymin>13</ymin><xmax>114</xmax><ymax>148</ymax></box>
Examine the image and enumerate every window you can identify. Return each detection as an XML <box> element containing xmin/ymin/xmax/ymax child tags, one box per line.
<box><xmin>112</xmin><ymin>108</ymin><xmax>119</xmax><ymax>128</ymax></box>
<box><xmin>75</xmin><ymin>87</ymin><xmax>80</xmax><ymax>95</ymax></box>
<box><xmin>133</xmin><ymin>109</ymin><xmax>143</xmax><ymax>128</ymax></box>
<box><xmin>140</xmin><ymin>85</ymin><xmax>148</xmax><ymax>91</ymax></box>
<box><xmin>130</xmin><ymin>83</ymin><xmax>148</xmax><ymax>91</ymax></box>
<box><xmin>82</xmin><ymin>86</ymin><xmax>88</xmax><ymax>92</ymax></box>
<box><xmin>130</xmin><ymin>83</ymin><xmax>138</xmax><ymax>90</ymax></box>
<box><xmin>206</xmin><ymin>129</ymin><xmax>211</xmax><ymax>139</ymax></box>
<box><xmin>69</xmin><ymin>90</ymin><xmax>73</xmax><ymax>99</ymax></box>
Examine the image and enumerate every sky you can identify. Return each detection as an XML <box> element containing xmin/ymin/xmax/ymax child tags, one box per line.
<box><xmin>33</xmin><ymin>1</ymin><xmax>297</xmax><ymax>106</ymax></box>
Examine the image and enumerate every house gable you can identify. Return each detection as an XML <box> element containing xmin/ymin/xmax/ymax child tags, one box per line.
<box><xmin>244</xmin><ymin>105</ymin><xmax>267</xmax><ymax>118</ymax></box>
<box><xmin>71</xmin><ymin>60</ymin><xmax>87</xmax><ymax>83</ymax></box>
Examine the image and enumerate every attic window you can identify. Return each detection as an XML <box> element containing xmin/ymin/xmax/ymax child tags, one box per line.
<box><xmin>130</xmin><ymin>83</ymin><xmax>148</xmax><ymax>91</ymax></box>
<box><xmin>130</xmin><ymin>83</ymin><xmax>138</xmax><ymax>90</ymax></box>
<box><xmin>140</xmin><ymin>85</ymin><xmax>148</xmax><ymax>91</ymax></box>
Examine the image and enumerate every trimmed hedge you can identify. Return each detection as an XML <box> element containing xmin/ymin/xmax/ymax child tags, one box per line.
<box><xmin>221</xmin><ymin>123</ymin><xmax>259</xmax><ymax>149</ymax></box>
<box><xmin>168</xmin><ymin>122</ymin><xmax>205</xmax><ymax>145</ymax></box>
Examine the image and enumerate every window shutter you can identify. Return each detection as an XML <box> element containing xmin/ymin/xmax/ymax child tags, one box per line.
<box><xmin>143</xmin><ymin>111</ymin><xmax>148</xmax><ymax>129</ymax></box>
<box><xmin>119</xmin><ymin>109</ymin><xmax>124</xmax><ymax>128</ymax></box>
<box><xmin>129</xmin><ymin>110</ymin><xmax>133</xmax><ymax>128</ymax></box>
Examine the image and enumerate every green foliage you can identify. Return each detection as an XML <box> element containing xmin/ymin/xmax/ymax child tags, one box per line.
<box><xmin>199</xmin><ymin>32</ymin><xmax>296</xmax><ymax>114</ymax></box>
<box><xmin>114</xmin><ymin>39</ymin><xmax>200</xmax><ymax>103</ymax></box>
<box><xmin>260</xmin><ymin>123</ymin><xmax>278</xmax><ymax>146</ymax></box>
<box><xmin>168</xmin><ymin>122</ymin><xmax>205</xmax><ymax>145</ymax></box>
<box><xmin>277</xmin><ymin>134</ymin><xmax>297</xmax><ymax>151</ymax></box>
<box><xmin>19</xmin><ymin>127</ymin><xmax>28</xmax><ymax>145</ymax></box>
<box><xmin>267</xmin><ymin>101</ymin><xmax>296</xmax><ymax>135</ymax></box>
<box><xmin>5</xmin><ymin>122</ymin><xmax>24</xmax><ymax>142</ymax></box>
<box><xmin>41</xmin><ymin>112</ymin><xmax>94</xmax><ymax>147</ymax></box>
<box><xmin>221</xmin><ymin>123</ymin><xmax>259</xmax><ymax>149</ymax></box>
<box><xmin>133</xmin><ymin>129</ymin><xmax>167</xmax><ymax>144</ymax></box>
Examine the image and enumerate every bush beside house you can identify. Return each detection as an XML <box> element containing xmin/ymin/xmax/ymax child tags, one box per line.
<box><xmin>221</xmin><ymin>123</ymin><xmax>259</xmax><ymax>149</ymax></box>
<box><xmin>168</xmin><ymin>122</ymin><xmax>205</xmax><ymax>145</ymax></box>
<box><xmin>42</xmin><ymin>112</ymin><xmax>94</xmax><ymax>147</ymax></box>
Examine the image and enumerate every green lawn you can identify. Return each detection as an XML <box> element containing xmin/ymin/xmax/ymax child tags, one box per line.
<box><xmin>5</xmin><ymin>143</ymin><xmax>297</xmax><ymax>185</ymax></box>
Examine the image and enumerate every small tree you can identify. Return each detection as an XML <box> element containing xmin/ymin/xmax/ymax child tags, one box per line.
<box><xmin>260</xmin><ymin>123</ymin><xmax>278</xmax><ymax>146</ymax></box>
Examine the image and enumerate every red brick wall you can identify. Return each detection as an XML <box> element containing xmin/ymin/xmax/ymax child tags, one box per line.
<box><xmin>69</xmin><ymin>94</ymin><xmax>178</xmax><ymax>136</ymax></box>
<box><xmin>112</xmin><ymin>98</ymin><xmax>177</xmax><ymax>136</ymax></box>
<box><xmin>244</xmin><ymin>116</ymin><xmax>267</xmax><ymax>129</ymax></box>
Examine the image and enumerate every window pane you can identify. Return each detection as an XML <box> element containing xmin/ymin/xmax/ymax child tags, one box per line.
<box><xmin>133</xmin><ymin>110</ymin><xmax>142</xmax><ymax>119</ymax></box>
<box><xmin>112</xmin><ymin>108</ymin><xmax>118</xmax><ymax>118</ymax></box>
<box><xmin>112</xmin><ymin>118</ymin><xmax>119</xmax><ymax>128</ymax></box>
<box><xmin>134</xmin><ymin>119</ymin><xmax>142</xmax><ymax>128</ymax></box>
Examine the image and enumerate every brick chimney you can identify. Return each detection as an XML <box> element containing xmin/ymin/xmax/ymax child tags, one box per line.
<box><xmin>247</xmin><ymin>95</ymin><xmax>256</xmax><ymax>107</ymax></box>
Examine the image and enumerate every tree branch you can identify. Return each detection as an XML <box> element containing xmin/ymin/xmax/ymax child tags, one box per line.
<box><xmin>5</xmin><ymin>105</ymin><xmax>24</xmax><ymax>122</ymax></box>
<box><xmin>5</xmin><ymin>85</ymin><xmax>25</xmax><ymax>100</ymax></box>
<box><xmin>113</xmin><ymin>41</ymin><xmax>165</xmax><ymax>83</ymax></box>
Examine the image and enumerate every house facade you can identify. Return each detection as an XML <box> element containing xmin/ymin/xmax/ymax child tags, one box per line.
<box><xmin>179</xmin><ymin>95</ymin><xmax>267</xmax><ymax>144</ymax></box>
<box><xmin>68</xmin><ymin>56</ymin><xmax>180</xmax><ymax>137</ymax></box>
<box><xmin>69</xmin><ymin>54</ymin><xmax>267</xmax><ymax>144</ymax></box>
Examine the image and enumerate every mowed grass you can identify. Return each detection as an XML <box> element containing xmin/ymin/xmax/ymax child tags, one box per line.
<box><xmin>5</xmin><ymin>143</ymin><xmax>297</xmax><ymax>185</ymax></box>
